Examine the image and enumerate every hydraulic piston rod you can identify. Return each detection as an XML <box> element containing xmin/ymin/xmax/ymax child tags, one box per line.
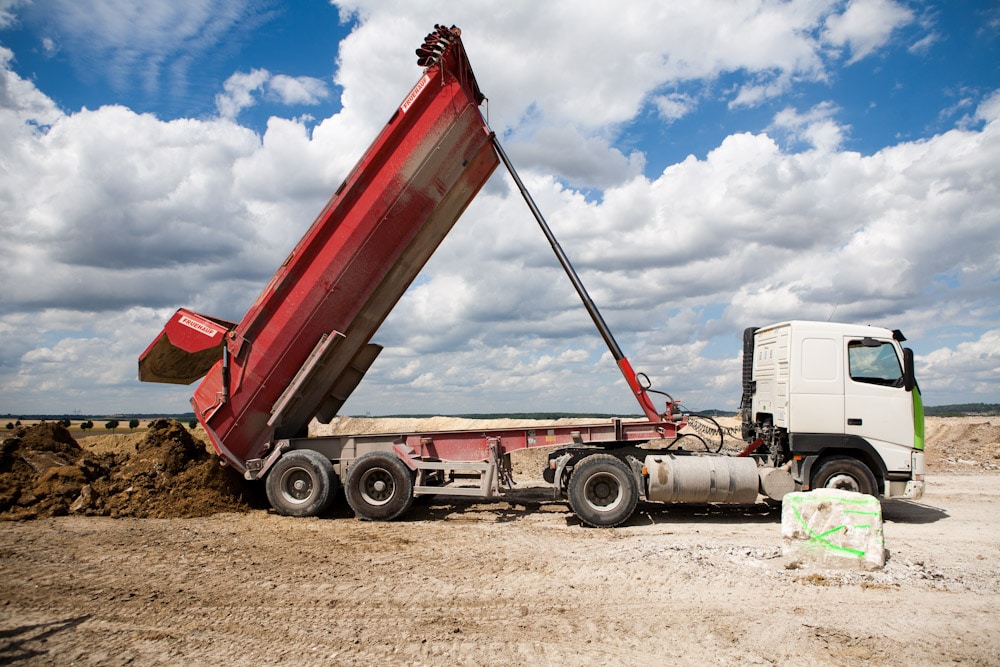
<box><xmin>492</xmin><ymin>136</ymin><xmax>662</xmax><ymax>422</ymax></box>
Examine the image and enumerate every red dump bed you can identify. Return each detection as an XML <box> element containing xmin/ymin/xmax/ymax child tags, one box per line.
<box><xmin>139</xmin><ymin>29</ymin><xmax>499</xmax><ymax>472</ymax></box>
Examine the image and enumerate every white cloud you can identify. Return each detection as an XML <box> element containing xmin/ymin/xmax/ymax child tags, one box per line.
<box><xmin>338</xmin><ymin>100</ymin><xmax>1000</xmax><ymax>411</ymax></box>
<box><xmin>331</xmin><ymin>0</ymin><xmax>909</xmax><ymax>185</ymax></box>
<box><xmin>40</xmin><ymin>36</ymin><xmax>59</xmax><ymax>57</ymax></box>
<box><xmin>15</xmin><ymin>0</ymin><xmax>255</xmax><ymax>96</ymax></box>
<box><xmin>907</xmin><ymin>31</ymin><xmax>939</xmax><ymax>56</ymax></box>
<box><xmin>342</xmin><ymin>98</ymin><xmax>1000</xmax><ymax>412</ymax></box>
<box><xmin>730</xmin><ymin>74</ymin><xmax>794</xmax><ymax>110</ymax></box>
<box><xmin>216</xmin><ymin>69</ymin><xmax>331</xmax><ymax>119</ymax></box>
<box><xmin>824</xmin><ymin>0</ymin><xmax>914</xmax><ymax>63</ymax></box>
<box><xmin>976</xmin><ymin>90</ymin><xmax>1000</xmax><ymax>124</ymax></box>
<box><xmin>919</xmin><ymin>330</ymin><xmax>1000</xmax><ymax>401</ymax></box>
<box><xmin>267</xmin><ymin>74</ymin><xmax>330</xmax><ymax>106</ymax></box>
<box><xmin>653</xmin><ymin>93</ymin><xmax>697</xmax><ymax>122</ymax></box>
<box><xmin>770</xmin><ymin>101</ymin><xmax>847</xmax><ymax>152</ymax></box>
<box><xmin>0</xmin><ymin>306</ymin><xmax>201</xmax><ymax>414</ymax></box>
<box><xmin>0</xmin><ymin>46</ymin><xmax>63</xmax><ymax>126</ymax></box>
<box><xmin>504</xmin><ymin>126</ymin><xmax>645</xmax><ymax>190</ymax></box>
<box><xmin>0</xmin><ymin>0</ymin><xmax>24</xmax><ymax>29</ymax></box>
<box><xmin>215</xmin><ymin>68</ymin><xmax>271</xmax><ymax>119</ymax></box>
<box><xmin>1</xmin><ymin>4</ymin><xmax>997</xmax><ymax>414</ymax></box>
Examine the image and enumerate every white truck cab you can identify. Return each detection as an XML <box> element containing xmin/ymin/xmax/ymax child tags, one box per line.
<box><xmin>744</xmin><ymin>321</ymin><xmax>925</xmax><ymax>499</ymax></box>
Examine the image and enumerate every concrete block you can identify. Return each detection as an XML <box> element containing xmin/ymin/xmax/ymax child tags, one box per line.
<box><xmin>781</xmin><ymin>489</ymin><xmax>885</xmax><ymax>570</ymax></box>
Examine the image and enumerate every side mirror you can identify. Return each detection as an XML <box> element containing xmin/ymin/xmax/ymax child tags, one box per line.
<box><xmin>903</xmin><ymin>348</ymin><xmax>916</xmax><ymax>392</ymax></box>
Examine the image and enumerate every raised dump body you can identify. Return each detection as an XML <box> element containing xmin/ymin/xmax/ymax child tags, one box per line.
<box><xmin>139</xmin><ymin>27</ymin><xmax>500</xmax><ymax>473</ymax></box>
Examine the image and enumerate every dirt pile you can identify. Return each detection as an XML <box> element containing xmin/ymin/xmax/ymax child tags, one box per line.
<box><xmin>0</xmin><ymin>420</ymin><xmax>262</xmax><ymax>520</ymax></box>
<box><xmin>923</xmin><ymin>418</ymin><xmax>1000</xmax><ymax>471</ymax></box>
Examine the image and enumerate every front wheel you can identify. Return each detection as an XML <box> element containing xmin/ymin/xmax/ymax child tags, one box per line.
<box><xmin>811</xmin><ymin>457</ymin><xmax>878</xmax><ymax>496</ymax></box>
<box><xmin>265</xmin><ymin>449</ymin><xmax>337</xmax><ymax>517</ymax></box>
<box><xmin>345</xmin><ymin>452</ymin><xmax>415</xmax><ymax>521</ymax></box>
<box><xmin>567</xmin><ymin>454</ymin><xmax>638</xmax><ymax>528</ymax></box>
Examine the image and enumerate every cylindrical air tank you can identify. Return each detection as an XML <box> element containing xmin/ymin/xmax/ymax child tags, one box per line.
<box><xmin>644</xmin><ymin>454</ymin><xmax>760</xmax><ymax>504</ymax></box>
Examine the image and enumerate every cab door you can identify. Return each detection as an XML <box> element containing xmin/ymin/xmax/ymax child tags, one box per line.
<box><xmin>843</xmin><ymin>336</ymin><xmax>914</xmax><ymax>451</ymax></box>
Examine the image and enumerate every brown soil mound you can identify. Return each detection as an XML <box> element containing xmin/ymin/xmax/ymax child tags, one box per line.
<box><xmin>924</xmin><ymin>417</ymin><xmax>1000</xmax><ymax>471</ymax></box>
<box><xmin>0</xmin><ymin>420</ymin><xmax>263</xmax><ymax>520</ymax></box>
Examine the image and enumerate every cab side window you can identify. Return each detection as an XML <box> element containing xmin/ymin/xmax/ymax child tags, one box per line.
<box><xmin>848</xmin><ymin>340</ymin><xmax>904</xmax><ymax>387</ymax></box>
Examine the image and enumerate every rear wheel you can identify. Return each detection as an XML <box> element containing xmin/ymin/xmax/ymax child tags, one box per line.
<box><xmin>567</xmin><ymin>454</ymin><xmax>638</xmax><ymax>528</ymax></box>
<box><xmin>265</xmin><ymin>450</ymin><xmax>337</xmax><ymax>517</ymax></box>
<box><xmin>345</xmin><ymin>452</ymin><xmax>415</xmax><ymax>521</ymax></box>
<box><xmin>812</xmin><ymin>457</ymin><xmax>878</xmax><ymax>496</ymax></box>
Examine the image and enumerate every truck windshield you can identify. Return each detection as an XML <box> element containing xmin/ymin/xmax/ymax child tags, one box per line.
<box><xmin>848</xmin><ymin>340</ymin><xmax>904</xmax><ymax>387</ymax></box>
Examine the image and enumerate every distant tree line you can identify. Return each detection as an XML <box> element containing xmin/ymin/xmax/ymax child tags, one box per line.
<box><xmin>924</xmin><ymin>403</ymin><xmax>1000</xmax><ymax>417</ymax></box>
<box><xmin>4</xmin><ymin>418</ymin><xmax>144</xmax><ymax>431</ymax></box>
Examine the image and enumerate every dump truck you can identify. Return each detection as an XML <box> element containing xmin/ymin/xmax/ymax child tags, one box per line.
<box><xmin>139</xmin><ymin>25</ymin><xmax>925</xmax><ymax>527</ymax></box>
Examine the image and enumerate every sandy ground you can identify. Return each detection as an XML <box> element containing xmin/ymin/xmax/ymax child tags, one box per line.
<box><xmin>1</xmin><ymin>416</ymin><xmax>998</xmax><ymax>665</ymax></box>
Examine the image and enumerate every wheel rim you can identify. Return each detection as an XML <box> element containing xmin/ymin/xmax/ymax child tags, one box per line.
<box><xmin>359</xmin><ymin>467</ymin><xmax>394</xmax><ymax>506</ymax></box>
<box><xmin>278</xmin><ymin>467</ymin><xmax>314</xmax><ymax>505</ymax></box>
<box><xmin>583</xmin><ymin>471</ymin><xmax>623</xmax><ymax>512</ymax></box>
<box><xmin>825</xmin><ymin>472</ymin><xmax>862</xmax><ymax>492</ymax></box>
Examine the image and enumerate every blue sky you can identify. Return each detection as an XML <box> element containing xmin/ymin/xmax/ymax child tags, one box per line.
<box><xmin>3</xmin><ymin>1</ymin><xmax>351</xmax><ymax>126</ymax></box>
<box><xmin>1</xmin><ymin>0</ymin><xmax>998</xmax><ymax>416</ymax></box>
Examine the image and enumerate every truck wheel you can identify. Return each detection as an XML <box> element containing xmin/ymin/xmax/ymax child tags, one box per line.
<box><xmin>345</xmin><ymin>452</ymin><xmax>415</xmax><ymax>521</ymax></box>
<box><xmin>567</xmin><ymin>454</ymin><xmax>638</xmax><ymax>528</ymax></box>
<box><xmin>265</xmin><ymin>450</ymin><xmax>337</xmax><ymax>517</ymax></box>
<box><xmin>812</xmin><ymin>457</ymin><xmax>878</xmax><ymax>496</ymax></box>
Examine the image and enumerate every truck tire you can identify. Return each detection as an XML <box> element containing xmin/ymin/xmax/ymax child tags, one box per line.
<box><xmin>567</xmin><ymin>454</ymin><xmax>638</xmax><ymax>528</ymax></box>
<box><xmin>345</xmin><ymin>452</ymin><xmax>415</xmax><ymax>521</ymax></box>
<box><xmin>265</xmin><ymin>449</ymin><xmax>337</xmax><ymax>517</ymax></box>
<box><xmin>811</xmin><ymin>457</ymin><xmax>878</xmax><ymax>496</ymax></box>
